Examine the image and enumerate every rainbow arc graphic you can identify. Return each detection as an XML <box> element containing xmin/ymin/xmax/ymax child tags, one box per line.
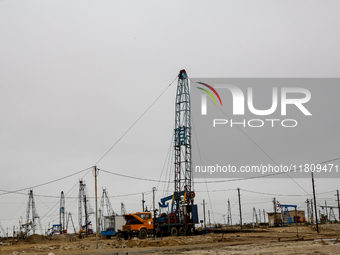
<box><xmin>196</xmin><ymin>82</ymin><xmax>223</xmax><ymax>106</ymax></box>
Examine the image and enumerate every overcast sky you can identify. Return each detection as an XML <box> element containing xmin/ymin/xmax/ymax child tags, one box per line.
<box><xmin>1</xmin><ymin>0</ymin><xmax>340</xmax><ymax>235</ymax></box>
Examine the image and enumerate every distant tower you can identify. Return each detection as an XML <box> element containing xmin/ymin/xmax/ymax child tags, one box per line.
<box><xmin>263</xmin><ymin>209</ymin><xmax>266</xmax><ymax>223</ymax></box>
<box><xmin>121</xmin><ymin>202</ymin><xmax>126</xmax><ymax>215</ymax></box>
<box><xmin>227</xmin><ymin>199</ymin><xmax>232</xmax><ymax>225</ymax></box>
<box><xmin>26</xmin><ymin>190</ymin><xmax>40</xmax><ymax>235</ymax></box>
<box><xmin>78</xmin><ymin>180</ymin><xmax>88</xmax><ymax>231</ymax></box>
<box><xmin>99</xmin><ymin>188</ymin><xmax>114</xmax><ymax>231</ymax></box>
<box><xmin>60</xmin><ymin>191</ymin><xmax>65</xmax><ymax>234</ymax></box>
<box><xmin>252</xmin><ymin>207</ymin><xmax>258</xmax><ymax>226</ymax></box>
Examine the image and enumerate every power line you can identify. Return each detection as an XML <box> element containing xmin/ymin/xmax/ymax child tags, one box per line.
<box><xmin>241</xmin><ymin>189</ymin><xmax>336</xmax><ymax>197</ymax></box>
<box><xmin>99</xmin><ymin>168</ymin><xmax>170</xmax><ymax>183</ymax></box>
<box><xmin>0</xmin><ymin>167</ymin><xmax>93</xmax><ymax>196</ymax></box>
<box><xmin>0</xmin><ymin>188</ymin><xmax>153</xmax><ymax>199</ymax></box>
<box><xmin>94</xmin><ymin>76</ymin><xmax>178</xmax><ymax>166</ymax></box>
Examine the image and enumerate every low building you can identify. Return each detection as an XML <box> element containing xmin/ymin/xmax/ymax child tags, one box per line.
<box><xmin>267</xmin><ymin>210</ymin><xmax>305</xmax><ymax>226</ymax></box>
<box><xmin>267</xmin><ymin>212</ymin><xmax>282</xmax><ymax>226</ymax></box>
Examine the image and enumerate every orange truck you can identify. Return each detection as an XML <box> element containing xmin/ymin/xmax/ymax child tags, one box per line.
<box><xmin>120</xmin><ymin>212</ymin><xmax>154</xmax><ymax>240</ymax></box>
<box><xmin>120</xmin><ymin>204</ymin><xmax>199</xmax><ymax>239</ymax></box>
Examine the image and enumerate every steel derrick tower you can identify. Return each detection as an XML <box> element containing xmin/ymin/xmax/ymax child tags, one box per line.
<box><xmin>173</xmin><ymin>69</ymin><xmax>193</xmax><ymax>212</ymax></box>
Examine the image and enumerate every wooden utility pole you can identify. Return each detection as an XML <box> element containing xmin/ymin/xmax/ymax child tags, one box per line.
<box><xmin>152</xmin><ymin>187</ymin><xmax>156</xmax><ymax>218</ymax></box>
<box><xmin>227</xmin><ymin>199</ymin><xmax>232</xmax><ymax>226</ymax></box>
<box><xmin>203</xmin><ymin>199</ymin><xmax>206</xmax><ymax>229</ymax></box>
<box><xmin>306</xmin><ymin>199</ymin><xmax>310</xmax><ymax>223</ymax></box>
<box><xmin>237</xmin><ymin>188</ymin><xmax>242</xmax><ymax>229</ymax></box>
<box><xmin>311</xmin><ymin>172</ymin><xmax>319</xmax><ymax>233</ymax></box>
<box><xmin>208</xmin><ymin>210</ymin><xmax>211</xmax><ymax>227</ymax></box>
<box><xmin>337</xmin><ymin>190</ymin><xmax>340</xmax><ymax>222</ymax></box>
<box><xmin>295</xmin><ymin>207</ymin><xmax>299</xmax><ymax>237</ymax></box>
<box><xmin>94</xmin><ymin>166</ymin><xmax>98</xmax><ymax>249</ymax></box>
<box><xmin>311</xmin><ymin>199</ymin><xmax>314</xmax><ymax>224</ymax></box>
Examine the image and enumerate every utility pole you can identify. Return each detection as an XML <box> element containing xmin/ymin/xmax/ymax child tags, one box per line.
<box><xmin>227</xmin><ymin>199</ymin><xmax>232</xmax><ymax>226</ymax></box>
<box><xmin>337</xmin><ymin>190</ymin><xmax>340</xmax><ymax>222</ymax></box>
<box><xmin>152</xmin><ymin>187</ymin><xmax>156</xmax><ymax>218</ymax></box>
<box><xmin>306</xmin><ymin>199</ymin><xmax>310</xmax><ymax>223</ymax></box>
<box><xmin>311</xmin><ymin>172</ymin><xmax>319</xmax><ymax>233</ymax></box>
<box><xmin>94</xmin><ymin>166</ymin><xmax>98</xmax><ymax>249</ymax></box>
<box><xmin>311</xmin><ymin>199</ymin><xmax>314</xmax><ymax>224</ymax></box>
<box><xmin>208</xmin><ymin>210</ymin><xmax>211</xmax><ymax>227</ymax></box>
<box><xmin>273</xmin><ymin>198</ymin><xmax>277</xmax><ymax>226</ymax></box>
<box><xmin>325</xmin><ymin>200</ymin><xmax>328</xmax><ymax>221</ymax></box>
<box><xmin>237</xmin><ymin>188</ymin><xmax>242</xmax><ymax>229</ymax></box>
<box><xmin>142</xmin><ymin>193</ymin><xmax>145</xmax><ymax>212</ymax></box>
<box><xmin>202</xmin><ymin>199</ymin><xmax>207</xmax><ymax>229</ymax></box>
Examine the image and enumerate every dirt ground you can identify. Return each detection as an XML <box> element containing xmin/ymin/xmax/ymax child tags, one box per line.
<box><xmin>0</xmin><ymin>224</ymin><xmax>339</xmax><ymax>255</ymax></box>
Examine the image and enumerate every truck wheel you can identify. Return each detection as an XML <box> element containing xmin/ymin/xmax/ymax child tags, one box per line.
<box><xmin>123</xmin><ymin>233</ymin><xmax>129</xmax><ymax>240</ymax></box>
<box><xmin>170</xmin><ymin>227</ymin><xmax>178</xmax><ymax>236</ymax></box>
<box><xmin>138</xmin><ymin>229</ymin><xmax>147</xmax><ymax>239</ymax></box>
<box><xmin>179</xmin><ymin>226</ymin><xmax>186</xmax><ymax>236</ymax></box>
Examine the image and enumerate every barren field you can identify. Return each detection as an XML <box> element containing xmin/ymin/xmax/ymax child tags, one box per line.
<box><xmin>1</xmin><ymin>224</ymin><xmax>340</xmax><ymax>255</ymax></box>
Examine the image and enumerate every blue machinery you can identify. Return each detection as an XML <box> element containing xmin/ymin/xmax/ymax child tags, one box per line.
<box><xmin>280</xmin><ymin>204</ymin><xmax>297</xmax><ymax>226</ymax></box>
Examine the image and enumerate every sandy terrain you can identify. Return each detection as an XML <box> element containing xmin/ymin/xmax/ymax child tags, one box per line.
<box><xmin>0</xmin><ymin>224</ymin><xmax>339</xmax><ymax>255</ymax></box>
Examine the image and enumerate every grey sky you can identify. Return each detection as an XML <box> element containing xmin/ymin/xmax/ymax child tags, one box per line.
<box><xmin>1</xmin><ymin>1</ymin><xmax>340</xmax><ymax>235</ymax></box>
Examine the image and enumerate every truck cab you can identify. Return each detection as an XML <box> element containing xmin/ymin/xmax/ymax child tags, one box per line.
<box><xmin>121</xmin><ymin>212</ymin><xmax>154</xmax><ymax>239</ymax></box>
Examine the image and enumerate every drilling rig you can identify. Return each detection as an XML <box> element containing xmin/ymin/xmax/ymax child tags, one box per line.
<box><xmin>120</xmin><ymin>70</ymin><xmax>199</xmax><ymax>239</ymax></box>
<box><xmin>60</xmin><ymin>191</ymin><xmax>65</xmax><ymax>234</ymax></box>
<box><xmin>99</xmin><ymin>188</ymin><xmax>125</xmax><ymax>238</ymax></box>
<box><xmin>78</xmin><ymin>180</ymin><xmax>94</xmax><ymax>235</ymax></box>
<box><xmin>24</xmin><ymin>190</ymin><xmax>42</xmax><ymax>236</ymax></box>
<box><xmin>156</xmin><ymin>69</ymin><xmax>198</xmax><ymax>236</ymax></box>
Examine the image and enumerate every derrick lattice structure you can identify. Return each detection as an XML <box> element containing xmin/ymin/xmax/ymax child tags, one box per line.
<box><xmin>99</xmin><ymin>188</ymin><xmax>114</xmax><ymax>231</ymax></box>
<box><xmin>173</xmin><ymin>69</ymin><xmax>193</xmax><ymax>212</ymax></box>
<box><xmin>25</xmin><ymin>190</ymin><xmax>40</xmax><ymax>235</ymax></box>
<box><xmin>66</xmin><ymin>212</ymin><xmax>76</xmax><ymax>233</ymax></box>
<box><xmin>121</xmin><ymin>202</ymin><xmax>126</xmax><ymax>215</ymax></box>
<box><xmin>78</xmin><ymin>180</ymin><xmax>85</xmax><ymax>231</ymax></box>
<box><xmin>252</xmin><ymin>207</ymin><xmax>258</xmax><ymax>226</ymax></box>
<box><xmin>78</xmin><ymin>180</ymin><xmax>93</xmax><ymax>233</ymax></box>
<box><xmin>0</xmin><ymin>221</ymin><xmax>5</xmax><ymax>237</ymax></box>
<box><xmin>60</xmin><ymin>191</ymin><xmax>65</xmax><ymax>234</ymax></box>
